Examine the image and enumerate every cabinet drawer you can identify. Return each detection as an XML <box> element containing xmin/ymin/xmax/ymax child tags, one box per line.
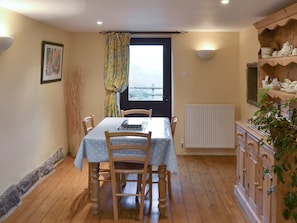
<box><xmin>247</xmin><ymin>133</ymin><xmax>259</xmax><ymax>154</ymax></box>
<box><xmin>237</xmin><ymin>125</ymin><xmax>246</xmax><ymax>147</ymax></box>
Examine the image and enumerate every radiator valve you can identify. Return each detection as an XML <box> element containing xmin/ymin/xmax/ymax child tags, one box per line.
<box><xmin>180</xmin><ymin>139</ymin><xmax>184</xmax><ymax>148</ymax></box>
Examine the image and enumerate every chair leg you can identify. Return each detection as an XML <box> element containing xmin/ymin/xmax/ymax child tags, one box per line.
<box><xmin>121</xmin><ymin>173</ymin><xmax>127</xmax><ymax>187</ymax></box>
<box><xmin>139</xmin><ymin>176</ymin><xmax>147</xmax><ymax>221</ymax></box>
<box><xmin>112</xmin><ymin>173</ymin><xmax>120</xmax><ymax>220</ymax></box>
<box><xmin>140</xmin><ymin>166</ymin><xmax>152</xmax><ymax>204</ymax></box>
<box><xmin>167</xmin><ymin>171</ymin><xmax>172</xmax><ymax>199</ymax></box>
<box><xmin>148</xmin><ymin>166</ymin><xmax>153</xmax><ymax>204</ymax></box>
<box><xmin>137</xmin><ymin>174</ymin><xmax>141</xmax><ymax>195</ymax></box>
<box><xmin>116</xmin><ymin>173</ymin><xmax>121</xmax><ymax>196</ymax></box>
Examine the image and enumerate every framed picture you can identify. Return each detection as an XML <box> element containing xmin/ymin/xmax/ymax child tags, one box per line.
<box><xmin>41</xmin><ymin>41</ymin><xmax>64</xmax><ymax>84</ymax></box>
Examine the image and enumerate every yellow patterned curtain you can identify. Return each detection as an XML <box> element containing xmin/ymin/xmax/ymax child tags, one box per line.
<box><xmin>104</xmin><ymin>32</ymin><xmax>131</xmax><ymax>117</ymax></box>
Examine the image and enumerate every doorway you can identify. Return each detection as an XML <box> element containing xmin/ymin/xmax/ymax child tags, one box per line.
<box><xmin>120</xmin><ymin>38</ymin><xmax>172</xmax><ymax>118</ymax></box>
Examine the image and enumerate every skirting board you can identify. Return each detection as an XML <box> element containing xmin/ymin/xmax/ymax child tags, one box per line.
<box><xmin>234</xmin><ymin>185</ymin><xmax>260</xmax><ymax>223</ymax></box>
<box><xmin>177</xmin><ymin>147</ymin><xmax>236</xmax><ymax>156</ymax></box>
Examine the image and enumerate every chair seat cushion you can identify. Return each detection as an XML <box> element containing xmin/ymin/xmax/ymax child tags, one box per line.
<box><xmin>115</xmin><ymin>162</ymin><xmax>145</xmax><ymax>173</ymax></box>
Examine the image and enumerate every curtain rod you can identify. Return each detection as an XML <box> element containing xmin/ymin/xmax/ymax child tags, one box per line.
<box><xmin>99</xmin><ymin>31</ymin><xmax>186</xmax><ymax>34</ymax></box>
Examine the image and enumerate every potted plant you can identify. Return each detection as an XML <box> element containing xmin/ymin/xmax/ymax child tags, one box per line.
<box><xmin>253</xmin><ymin>88</ymin><xmax>297</xmax><ymax>221</ymax></box>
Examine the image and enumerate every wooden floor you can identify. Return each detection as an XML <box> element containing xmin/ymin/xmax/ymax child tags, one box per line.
<box><xmin>2</xmin><ymin>155</ymin><xmax>251</xmax><ymax>223</ymax></box>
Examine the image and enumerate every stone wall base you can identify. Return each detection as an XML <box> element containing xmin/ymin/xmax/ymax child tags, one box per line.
<box><xmin>0</xmin><ymin>148</ymin><xmax>65</xmax><ymax>220</ymax></box>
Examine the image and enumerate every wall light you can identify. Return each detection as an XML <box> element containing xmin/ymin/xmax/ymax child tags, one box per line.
<box><xmin>196</xmin><ymin>49</ymin><xmax>215</xmax><ymax>59</ymax></box>
<box><xmin>221</xmin><ymin>0</ymin><xmax>229</xmax><ymax>4</ymax></box>
<box><xmin>0</xmin><ymin>36</ymin><xmax>14</xmax><ymax>52</ymax></box>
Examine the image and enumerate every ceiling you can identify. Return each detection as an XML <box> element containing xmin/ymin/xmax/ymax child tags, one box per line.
<box><xmin>0</xmin><ymin>0</ymin><xmax>296</xmax><ymax>33</ymax></box>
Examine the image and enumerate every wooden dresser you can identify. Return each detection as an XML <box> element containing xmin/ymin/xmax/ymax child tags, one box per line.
<box><xmin>235</xmin><ymin>3</ymin><xmax>297</xmax><ymax>222</ymax></box>
<box><xmin>234</xmin><ymin>121</ymin><xmax>276</xmax><ymax>223</ymax></box>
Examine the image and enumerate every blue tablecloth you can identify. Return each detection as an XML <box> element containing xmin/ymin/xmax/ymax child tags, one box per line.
<box><xmin>74</xmin><ymin>117</ymin><xmax>178</xmax><ymax>173</ymax></box>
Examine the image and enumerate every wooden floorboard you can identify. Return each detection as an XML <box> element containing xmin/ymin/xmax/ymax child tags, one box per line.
<box><xmin>2</xmin><ymin>155</ymin><xmax>251</xmax><ymax>223</ymax></box>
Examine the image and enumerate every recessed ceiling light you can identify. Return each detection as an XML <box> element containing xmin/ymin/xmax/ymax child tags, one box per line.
<box><xmin>97</xmin><ymin>21</ymin><xmax>103</xmax><ymax>25</ymax></box>
<box><xmin>221</xmin><ymin>0</ymin><xmax>229</xmax><ymax>4</ymax></box>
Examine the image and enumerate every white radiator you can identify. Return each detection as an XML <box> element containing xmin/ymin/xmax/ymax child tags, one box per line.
<box><xmin>185</xmin><ymin>104</ymin><xmax>235</xmax><ymax>148</ymax></box>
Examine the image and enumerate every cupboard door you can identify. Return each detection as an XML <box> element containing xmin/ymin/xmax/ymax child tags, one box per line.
<box><xmin>247</xmin><ymin>151</ymin><xmax>260</xmax><ymax>214</ymax></box>
<box><xmin>247</xmin><ymin>133</ymin><xmax>261</xmax><ymax>214</ymax></box>
<box><xmin>237</xmin><ymin>143</ymin><xmax>247</xmax><ymax>193</ymax></box>
<box><xmin>262</xmin><ymin>171</ymin><xmax>274</xmax><ymax>223</ymax></box>
<box><xmin>236</xmin><ymin>126</ymin><xmax>247</xmax><ymax>193</ymax></box>
<box><xmin>260</xmin><ymin>145</ymin><xmax>275</xmax><ymax>223</ymax></box>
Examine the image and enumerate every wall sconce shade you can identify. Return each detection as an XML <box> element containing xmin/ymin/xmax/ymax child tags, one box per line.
<box><xmin>0</xmin><ymin>36</ymin><xmax>14</xmax><ymax>52</ymax></box>
<box><xmin>196</xmin><ymin>49</ymin><xmax>215</xmax><ymax>59</ymax></box>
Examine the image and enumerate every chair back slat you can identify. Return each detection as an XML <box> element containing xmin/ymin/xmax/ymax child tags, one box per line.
<box><xmin>82</xmin><ymin>115</ymin><xmax>95</xmax><ymax>135</ymax></box>
<box><xmin>121</xmin><ymin>109</ymin><xmax>152</xmax><ymax>117</ymax></box>
<box><xmin>171</xmin><ymin>116</ymin><xmax>177</xmax><ymax>138</ymax></box>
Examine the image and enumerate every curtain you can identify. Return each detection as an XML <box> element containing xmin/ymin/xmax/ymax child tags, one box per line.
<box><xmin>104</xmin><ymin>32</ymin><xmax>131</xmax><ymax>117</ymax></box>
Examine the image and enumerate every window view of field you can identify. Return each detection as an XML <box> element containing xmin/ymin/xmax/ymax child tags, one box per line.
<box><xmin>129</xmin><ymin>45</ymin><xmax>163</xmax><ymax>101</ymax></box>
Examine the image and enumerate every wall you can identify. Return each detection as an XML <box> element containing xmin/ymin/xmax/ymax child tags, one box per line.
<box><xmin>238</xmin><ymin>26</ymin><xmax>260</xmax><ymax>120</ymax></box>
<box><xmin>172</xmin><ymin>32</ymin><xmax>240</xmax><ymax>155</ymax></box>
<box><xmin>69</xmin><ymin>33</ymin><xmax>106</xmax><ymax>125</ymax></box>
<box><xmin>0</xmin><ymin>8</ymin><xmax>70</xmax><ymax>194</ymax></box>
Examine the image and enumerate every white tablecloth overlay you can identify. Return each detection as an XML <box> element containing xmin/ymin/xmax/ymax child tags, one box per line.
<box><xmin>74</xmin><ymin>117</ymin><xmax>178</xmax><ymax>174</ymax></box>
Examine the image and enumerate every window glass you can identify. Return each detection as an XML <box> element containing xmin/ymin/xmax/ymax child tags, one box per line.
<box><xmin>129</xmin><ymin>45</ymin><xmax>163</xmax><ymax>101</ymax></box>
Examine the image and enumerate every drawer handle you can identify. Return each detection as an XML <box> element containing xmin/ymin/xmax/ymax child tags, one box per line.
<box><xmin>255</xmin><ymin>182</ymin><xmax>263</xmax><ymax>190</ymax></box>
<box><xmin>237</xmin><ymin>133</ymin><xmax>243</xmax><ymax>137</ymax></box>
<box><xmin>262</xmin><ymin>152</ymin><xmax>268</xmax><ymax>158</ymax></box>
<box><xmin>243</xmin><ymin>168</ymin><xmax>247</xmax><ymax>172</ymax></box>
<box><xmin>247</xmin><ymin>141</ymin><xmax>254</xmax><ymax>146</ymax></box>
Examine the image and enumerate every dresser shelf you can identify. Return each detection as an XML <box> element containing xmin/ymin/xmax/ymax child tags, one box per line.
<box><xmin>259</xmin><ymin>56</ymin><xmax>297</xmax><ymax>67</ymax></box>
<box><xmin>266</xmin><ymin>89</ymin><xmax>297</xmax><ymax>101</ymax></box>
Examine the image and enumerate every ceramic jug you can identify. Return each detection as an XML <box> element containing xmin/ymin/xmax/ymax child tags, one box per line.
<box><xmin>278</xmin><ymin>41</ymin><xmax>293</xmax><ymax>57</ymax></box>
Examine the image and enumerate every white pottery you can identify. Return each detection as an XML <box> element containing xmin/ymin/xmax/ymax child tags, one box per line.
<box><xmin>261</xmin><ymin>47</ymin><xmax>273</xmax><ymax>58</ymax></box>
<box><xmin>278</xmin><ymin>41</ymin><xmax>293</xmax><ymax>57</ymax></box>
<box><xmin>272</xmin><ymin>51</ymin><xmax>279</xmax><ymax>57</ymax></box>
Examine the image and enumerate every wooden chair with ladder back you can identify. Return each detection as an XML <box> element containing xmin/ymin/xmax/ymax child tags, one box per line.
<box><xmin>105</xmin><ymin>131</ymin><xmax>152</xmax><ymax>220</ymax></box>
<box><xmin>121</xmin><ymin>108</ymin><xmax>152</xmax><ymax>117</ymax></box>
<box><xmin>82</xmin><ymin>115</ymin><xmax>110</xmax><ymax>196</ymax></box>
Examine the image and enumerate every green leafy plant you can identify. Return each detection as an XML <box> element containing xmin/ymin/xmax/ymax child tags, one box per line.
<box><xmin>253</xmin><ymin>88</ymin><xmax>297</xmax><ymax>221</ymax></box>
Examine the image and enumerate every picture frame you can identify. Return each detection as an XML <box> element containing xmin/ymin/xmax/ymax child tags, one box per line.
<box><xmin>41</xmin><ymin>41</ymin><xmax>64</xmax><ymax>84</ymax></box>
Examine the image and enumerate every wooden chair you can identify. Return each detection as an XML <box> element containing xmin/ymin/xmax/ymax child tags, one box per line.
<box><xmin>105</xmin><ymin>131</ymin><xmax>152</xmax><ymax>221</ymax></box>
<box><xmin>121</xmin><ymin>108</ymin><xmax>152</xmax><ymax>117</ymax></box>
<box><xmin>82</xmin><ymin>115</ymin><xmax>110</xmax><ymax>196</ymax></box>
<box><xmin>120</xmin><ymin>108</ymin><xmax>152</xmax><ymax>186</ymax></box>
<box><xmin>82</xmin><ymin>115</ymin><xmax>95</xmax><ymax>135</ymax></box>
<box><xmin>149</xmin><ymin>116</ymin><xmax>177</xmax><ymax>199</ymax></box>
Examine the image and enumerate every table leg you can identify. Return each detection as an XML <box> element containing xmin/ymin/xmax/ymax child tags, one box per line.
<box><xmin>90</xmin><ymin>162</ymin><xmax>100</xmax><ymax>214</ymax></box>
<box><xmin>158</xmin><ymin>165</ymin><xmax>167</xmax><ymax>215</ymax></box>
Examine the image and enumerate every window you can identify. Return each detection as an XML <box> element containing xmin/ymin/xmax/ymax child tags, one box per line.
<box><xmin>120</xmin><ymin>38</ymin><xmax>172</xmax><ymax>117</ymax></box>
<box><xmin>129</xmin><ymin>45</ymin><xmax>163</xmax><ymax>101</ymax></box>
<box><xmin>247</xmin><ymin>62</ymin><xmax>258</xmax><ymax>107</ymax></box>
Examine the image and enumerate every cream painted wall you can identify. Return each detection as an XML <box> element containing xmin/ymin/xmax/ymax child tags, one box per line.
<box><xmin>172</xmin><ymin>32</ymin><xmax>240</xmax><ymax>155</ymax></box>
<box><xmin>238</xmin><ymin>26</ymin><xmax>260</xmax><ymax>121</ymax></box>
<box><xmin>69</xmin><ymin>33</ymin><xmax>106</xmax><ymax>126</ymax></box>
<box><xmin>0</xmin><ymin>8</ymin><xmax>70</xmax><ymax>194</ymax></box>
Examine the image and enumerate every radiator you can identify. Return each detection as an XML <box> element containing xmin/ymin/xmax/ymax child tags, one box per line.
<box><xmin>185</xmin><ymin>104</ymin><xmax>235</xmax><ymax>148</ymax></box>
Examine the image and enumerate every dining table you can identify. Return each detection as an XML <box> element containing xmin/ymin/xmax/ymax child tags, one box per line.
<box><xmin>74</xmin><ymin>117</ymin><xmax>178</xmax><ymax>215</ymax></box>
